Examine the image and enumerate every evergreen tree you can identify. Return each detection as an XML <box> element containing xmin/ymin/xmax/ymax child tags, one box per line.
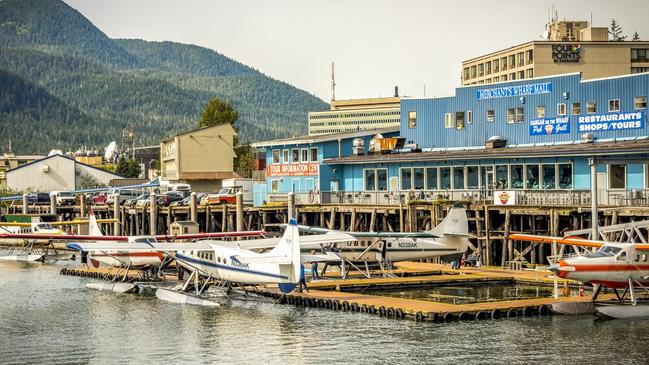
<box><xmin>233</xmin><ymin>144</ymin><xmax>256</xmax><ymax>178</ymax></box>
<box><xmin>609</xmin><ymin>19</ymin><xmax>627</xmax><ymax>41</ymax></box>
<box><xmin>632</xmin><ymin>31</ymin><xmax>641</xmax><ymax>41</ymax></box>
<box><xmin>198</xmin><ymin>97</ymin><xmax>239</xmax><ymax>128</ymax></box>
<box><xmin>115</xmin><ymin>158</ymin><xmax>141</xmax><ymax>178</ymax></box>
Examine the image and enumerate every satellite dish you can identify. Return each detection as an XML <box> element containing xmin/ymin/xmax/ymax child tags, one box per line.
<box><xmin>543</xmin><ymin>30</ymin><xmax>550</xmax><ymax>40</ymax></box>
<box><xmin>104</xmin><ymin>141</ymin><xmax>117</xmax><ymax>162</ymax></box>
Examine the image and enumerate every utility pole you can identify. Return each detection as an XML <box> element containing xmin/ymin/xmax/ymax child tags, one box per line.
<box><xmin>331</xmin><ymin>62</ymin><xmax>336</xmax><ymax>102</ymax></box>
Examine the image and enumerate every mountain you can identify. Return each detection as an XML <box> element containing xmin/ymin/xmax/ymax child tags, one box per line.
<box><xmin>0</xmin><ymin>0</ymin><xmax>328</xmax><ymax>154</ymax></box>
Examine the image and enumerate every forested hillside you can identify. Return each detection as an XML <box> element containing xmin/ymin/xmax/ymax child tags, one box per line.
<box><xmin>0</xmin><ymin>0</ymin><xmax>328</xmax><ymax>154</ymax></box>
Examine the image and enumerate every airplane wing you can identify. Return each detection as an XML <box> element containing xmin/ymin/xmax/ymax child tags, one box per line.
<box><xmin>0</xmin><ymin>233</ymin><xmax>130</xmax><ymax>241</ymax></box>
<box><xmin>67</xmin><ymin>241</ymin><xmax>217</xmax><ymax>252</ymax></box>
<box><xmin>294</xmin><ymin>224</ymin><xmax>439</xmax><ymax>239</ymax></box>
<box><xmin>443</xmin><ymin>231</ymin><xmax>473</xmax><ymax>238</ymax></box>
<box><xmin>301</xmin><ymin>251</ymin><xmax>343</xmax><ymax>263</ymax></box>
<box><xmin>154</xmin><ymin>230</ymin><xmax>265</xmax><ymax>241</ymax></box>
<box><xmin>509</xmin><ymin>233</ymin><xmax>604</xmax><ymax>248</ymax></box>
<box><xmin>0</xmin><ymin>219</ymin><xmax>117</xmax><ymax>227</ymax></box>
<box><xmin>233</xmin><ymin>232</ymin><xmax>357</xmax><ymax>250</ymax></box>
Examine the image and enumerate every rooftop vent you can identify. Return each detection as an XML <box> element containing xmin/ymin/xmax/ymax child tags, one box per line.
<box><xmin>581</xmin><ymin>133</ymin><xmax>594</xmax><ymax>143</ymax></box>
<box><xmin>352</xmin><ymin>138</ymin><xmax>365</xmax><ymax>155</ymax></box>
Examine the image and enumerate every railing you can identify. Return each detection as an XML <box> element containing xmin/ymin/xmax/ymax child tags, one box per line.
<box><xmin>255</xmin><ymin>189</ymin><xmax>649</xmax><ymax>207</ymax></box>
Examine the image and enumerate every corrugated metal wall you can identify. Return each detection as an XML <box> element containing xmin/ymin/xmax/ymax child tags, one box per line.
<box><xmin>401</xmin><ymin>73</ymin><xmax>649</xmax><ymax>148</ymax></box>
<box><xmin>7</xmin><ymin>155</ymin><xmax>75</xmax><ymax>192</ymax></box>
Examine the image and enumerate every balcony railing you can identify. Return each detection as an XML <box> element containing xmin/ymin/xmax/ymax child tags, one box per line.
<box><xmin>255</xmin><ymin>189</ymin><xmax>649</xmax><ymax>207</ymax></box>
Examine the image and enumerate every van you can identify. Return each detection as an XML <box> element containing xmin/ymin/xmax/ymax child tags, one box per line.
<box><xmin>105</xmin><ymin>189</ymin><xmax>143</xmax><ymax>205</ymax></box>
<box><xmin>50</xmin><ymin>191</ymin><xmax>76</xmax><ymax>206</ymax></box>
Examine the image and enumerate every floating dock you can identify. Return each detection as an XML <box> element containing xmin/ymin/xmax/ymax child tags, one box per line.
<box><xmin>60</xmin><ymin>262</ymin><xmax>611</xmax><ymax>322</ymax></box>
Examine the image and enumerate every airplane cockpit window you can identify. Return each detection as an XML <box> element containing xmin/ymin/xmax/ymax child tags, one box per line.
<box><xmin>36</xmin><ymin>223</ymin><xmax>54</xmax><ymax>230</ymax></box>
<box><xmin>585</xmin><ymin>246</ymin><xmax>621</xmax><ymax>258</ymax></box>
<box><xmin>636</xmin><ymin>254</ymin><xmax>641</xmax><ymax>262</ymax></box>
<box><xmin>617</xmin><ymin>250</ymin><xmax>627</xmax><ymax>261</ymax></box>
<box><xmin>643</xmin><ymin>254</ymin><xmax>648</xmax><ymax>262</ymax></box>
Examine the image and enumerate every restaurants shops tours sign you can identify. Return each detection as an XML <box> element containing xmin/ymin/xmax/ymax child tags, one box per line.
<box><xmin>577</xmin><ymin>111</ymin><xmax>645</xmax><ymax>132</ymax></box>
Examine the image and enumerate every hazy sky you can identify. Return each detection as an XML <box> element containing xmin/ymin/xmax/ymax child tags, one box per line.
<box><xmin>64</xmin><ymin>0</ymin><xmax>649</xmax><ymax>102</ymax></box>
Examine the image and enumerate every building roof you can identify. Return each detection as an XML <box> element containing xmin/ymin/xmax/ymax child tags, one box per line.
<box><xmin>0</xmin><ymin>154</ymin><xmax>45</xmax><ymax>161</ymax></box>
<box><xmin>323</xmin><ymin>138</ymin><xmax>649</xmax><ymax>165</ymax></box>
<box><xmin>161</xmin><ymin>123</ymin><xmax>237</xmax><ymax>143</ymax></box>
<box><xmin>251</xmin><ymin>127</ymin><xmax>400</xmax><ymax>148</ymax></box>
<box><xmin>5</xmin><ymin>153</ymin><xmax>125</xmax><ymax>178</ymax></box>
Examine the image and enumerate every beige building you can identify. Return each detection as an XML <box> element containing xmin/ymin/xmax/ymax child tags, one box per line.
<box><xmin>462</xmin><ymin>20</ymin><xmax>649</xmax><ymax>86</ymax></box>
<box><xmin>308</xmin><ymin>97</ymin><xmax>400</xmax><ymax>135</ymax></box>
<box><xmin>160</xmin><ymin>124</ymin><xmax>239</xmax><ymax>191</ymax></box>
<box><xmin>0</xmin><ymin>153</ymin><xmax>44</xmax><ymax>190</ymax></box>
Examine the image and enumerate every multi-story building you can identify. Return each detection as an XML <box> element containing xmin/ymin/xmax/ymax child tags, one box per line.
<box><xmin>462</xmin><ymin>20</ymin><xmax>649</xmax><ymax>86</ymax></box>
<box><xmin>160</xmin><ymin>124</ymin><xmax>239</xmax><ymax>191</ymax></box>
<box><xmin>308</xmin><ymin>97</ymin><xmax>400</xmax><ymax>135</ymax></box>
<box><xmin>0</xmin><ymin>153</ymin><xmax>44</xmax><ymax>190</ymax></box>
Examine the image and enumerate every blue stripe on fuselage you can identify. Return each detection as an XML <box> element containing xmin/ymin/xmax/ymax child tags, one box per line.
<box><xmin>175</xmin><ymin>253</ymin><xmax>289</xmax><ymax>280</ymax></box>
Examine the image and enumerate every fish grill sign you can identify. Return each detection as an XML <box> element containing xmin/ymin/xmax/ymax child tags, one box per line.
<box><xmin>529</xmin><ymin>116</ymin><xmax>570</xmax><ymax>135</ymax></box>
<box><xmin>477</xmin><ymin>82</ymin><xmax>552</xmax><ymax>100</ymax></box>
<box><xmin>577</xmin><ymin>111</ymin><xmax>645</xmax><ymax>132</ymax></box>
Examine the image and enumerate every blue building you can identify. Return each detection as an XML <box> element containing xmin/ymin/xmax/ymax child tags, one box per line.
<box><xmin>254</xmin><ymin>72</ymin><xmax>649</xmax><ymax>206</ymax></box>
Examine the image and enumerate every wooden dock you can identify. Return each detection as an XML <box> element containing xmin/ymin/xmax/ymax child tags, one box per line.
<box><xmin>60</xmin><ymin>262</ymin><xmax>608</xmax><ymax>322</ymax></box>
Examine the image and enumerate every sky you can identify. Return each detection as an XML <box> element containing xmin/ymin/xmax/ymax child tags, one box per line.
<box><xmin>64</xmin><ymin>0</ymin><xmax>649</xmax><ymax>102</ymax></box>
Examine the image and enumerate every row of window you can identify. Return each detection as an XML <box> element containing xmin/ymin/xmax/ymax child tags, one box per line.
<box><xmin>363</xmin><ymin>163</ymin><xmax>573</xmax><ymax>192</ymax></box>
<box><xmin>631</xmin><ymin>48</ymin><xmax>649</xmax><ymax>62</ymax></box>
<box><xmin>632</xmin><ymin>67</ymin><xmax>649</xmax><ymax>74</ymax></box>
<box><xmin>271</xmin><ymin>147</ymin><xmax>318</xmax><ymax>164</ymax></box>
<box><xmin>310</xmin><ymin>119</ymin><xmax>399</xmax><ymax>127</ymax></box>
<box><xmin>309</xmin><ymin>111</ymin><xmax>400</xmax><ymax>120</ymax></box>
<box><xmin>465</xmin><ymin>50</ymin><xmax>534</xmax><ymax>80</ymax></box>
<box><xmin>196</xmin><ymin>251</ymin><xmax>228</xmax><ymax>265</ymax></box>
<box><xmin>407</xmin><ymin>96</ymin><xmax>648</xmax><ymax>129</ymax></box>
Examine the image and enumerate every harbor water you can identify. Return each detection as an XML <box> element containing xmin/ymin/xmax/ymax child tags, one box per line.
<box><xmin>1</xmin><ymin>261</ymin><xmax>649</xmax><ymax>364</ymax></box>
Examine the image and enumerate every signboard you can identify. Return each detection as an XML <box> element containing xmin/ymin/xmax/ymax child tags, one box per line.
<box><xmin>529</xmin><ymin>116</ymin><xmax>570</xmax><ymax>135</ymax></box>
<box><xmin>577</xmin><ymin>111</ymin><xmax>645</xmax><ymax>132</ymax></box>
<box><xmin>477</xmin><ymin>82</ymin><xmax>552</xmax><ymax>100</ymax></box>
<box><xmin>266</xmin><ymin>163</ymin><xmax>319</xmax><ymax>177</ymax></box>
<box><xmin>552</xmin><ymin>44</ymin><xmax>581</xmax><ymax>63</ymax></box>
<box><xmin>494</xmin><ymin>190</ymin><xmax>516</xmax><ymax>206</ymax></box>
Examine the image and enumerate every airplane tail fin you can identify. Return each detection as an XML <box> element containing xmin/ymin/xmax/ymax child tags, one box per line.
<box><xmin>427</xmin><ymin>203</ymin><xmax>469</xmax><ymax>253</ymax></box>
<box><xmin>88</xmin><ymin>214</ymin><xmax>103</xmax><ymax>236</ymax></box>
<box><xmin>270</xmin><ymin>218</ymin><xmax>301</xmax><ymax>293</ymax></box>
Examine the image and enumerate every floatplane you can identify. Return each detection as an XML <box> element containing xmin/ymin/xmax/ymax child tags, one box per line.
<box><xmin>510</xmin><ymin>232</ymin><xmax>649</xmax><ymax>319</ymax></box>
<box><xmin>270</xmin><ymin>203</ymin><xmax>470</xmax><ymax>277</ymax></box>
<box><xmin>68</xmin><ymin>219</ymin><xmax>347</xmax><ymax>304</ymax></box>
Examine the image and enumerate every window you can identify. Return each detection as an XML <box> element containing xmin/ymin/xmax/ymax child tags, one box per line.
<box><xmin>272</xmin><ymin>150</ymin><xmax>280</xmax><ymax>164</ymax></box>
<box><xmin>526</xmin><ymin>165</ymin><xmax>540</xmax><ymax>189</ymax></box>
<box><xmin>542</xmin><ymin>164</ymin><xmax>556</xmax><ymax>189</ymax></box>
<box><xmin>587</xmin><ymin>101</ymin><xmax>597</xmax><ymax>114</ymax></box>
<box><xmin>301</xmin><ymin>148</ymin><xmax>308</xmax><ymax>162</ymax></box>
<box><xmin>377</xmin><ymin>169</ymin><xmax>387</xmax><ymax>191</ymax></box>
<box><xmin>609</xmin><ymin>164</ymin><xmax>626</xmax><ymax>189</ymax></box>
<box><xmin>635</xmin><ymin>96</ymin><xmax>647</xmax><ymax>109</ymax></box>
<box><xmin>608</xmin><ymin>99</ymin><xmax>620</xmax><ymax>112</ymax></box>
<box><xmin>283</xmin><ymin>150</ymin><xmax>289</xmax><ymax>163</ymax></box>
<box><xmin>467</xmin><ymin>110</ymin><xmax>473</xmax><ymax>124</ymax></box>
<box><xmin>364</xmin><ymin>169</ymin><xmax>376</xmax><ymax>191</ymax></box>
<box><xmin>572</xmin><ymin>102</ymin><xmax>581</xmax><ymax>115</ymax></box>
<box><xmin>408</xmin><ymin>111</ymin><xmax>417</xmax><ymax>128</ymax></box>
<box><xmin>467</xmin><ymin>166</ymin><xmax>479</xmax><ymax>189</ymax></box>
<box><xmin>486</xmin><ymin>110</ymin><xmax>495</xmax><ymax>122</ymax></box>
<box><xmin>511</xmin><ymin>165</ymin><xmax>524</xmax><ymax>189</ymax></box>
<box><xmin>558</xmin><ymin>164</ymin><xmax>572</xmax><ymax>189</ymax></box>
<box><xmin>518</xmin><ymin>70</ymin><xmax>525</xmax><ymax>80</ymax></box>
<box><xmin>631</xmin><ymin>48</ymin><xmax>649</xmax><ymax>62</ymax></box>
<box><xmin>518</xmin><ymin>52</ymin><xmax>524</xmax><ymax>66</ymax></box>
<box><xmin>310</xmin><ymin>147</ymin><xmax>318</xmax><ymax>162</ymax></box>
<box><xmin>527</xmin><ymin>68</ymin><xmax>534</xmax><ymax>78</ymax></box>
<box><xmin>292</xmin><ymin>149</ymin><xmax>299</xmax><ymax>162</ymax></box>
<box><xmin>456</xmin><ymin>112</ymin><xmax>465</xmax><ymax>130</ymax></box>
<box><xmin>440</xmin><ymin>167</ymin><xmax>451</xmax><ymax>189</ymax></box>
<box><xmin>401</xmin><ymin>168</ymin><xmax>412</xmax><ymax>190</ymax></box>
<box><xmin>502</xmin><ymin>74</ymin><xmax>508</xmax><ymax>81</ymax></box>
<box><xmin>510</xmin><ymin>72</ymin><xmax>516</xmax><ymax>80</ymax></box>
<box><xmin>493</xmin><ymin>76</ymin><xmax>500</xmax><ymax>82</ymax></box>
<box><xmin>486</xmin><ymin>62</ymin><xmax>491</xmax><ymax>75</ymax></box>
<box><xmin>557</xmin><ymin>103</ymin><xmax>567</xmax><ymax>116</ymax></box>
<box><xmin>493</xmin><ymin>60</ymin><xmax>499</xmax><ymax>73</ymax></box>
<box><xmin>478</xmin><ymin>63</ymin><xmax>484</xmax><ymax>76</ymax></box>
<box><xmin>526</xmin><ymin>49</ymin><xmax>534</xmax><ymax>63</ymax></box>
<box><xmin>271</xmin><ymin>179</ymin><xmax>280</xmax><ymax>193</ymax></box>
<box><xmin>496</xmin><ymin>165</ymin><xmax>508</xmax><ymax>189</ymax></box>
<box><xmin>463</xmin><ymin>67</ymin><xmax>470</xmax><ymax>80</ymax></box>
<box><xmin>632</xmin><ymin>67</ymin><xmax>649</xmax><ymax>74</ymax></box>
<box><xmin>444</xmin><ymin>113</ymin><xmax>454</xmax><ymax>128</ymax></box>
<box><xmin>509</xmin><ymin>55</ymin><xmax>515</xmax><ymax>67</ymax></box>
<box><xmin>537</xmin><ymin>105</ymin><xmax>546</xmax><ymax>118</ymax></box>
<box><xmin>453</xmin><ymin>167</ymin><xmax>464</xmax><ymax>189</ymax></box>
<box><xmin>426</xmin><ymin>167</ymin><xmax>437</xmax><ymax>190</ymax></box>
<box><xmin>508</xmin><ymin>108</ymin><xmax>524</xmax><ymax>123</ymax></box>
<box><xmin>471</xmin><ymin>65</ymin><xmax>477</xmax><ymax>78</ymax></box>
<box><xmin>413</xmin><ymin>168</ymin><xmax>425</xmax><ymax>190</ymax></box>
<box><xmin>501</xmin><ymin>57</ymin><xmax>508</xmax><ymax>71</ymax></box>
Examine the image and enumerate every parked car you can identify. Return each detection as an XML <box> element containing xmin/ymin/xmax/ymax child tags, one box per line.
<box><xmin>124</xmin><ymin>192</ymin><xmax>150</xmax><ymax>207</ymax></box>
<box><xmin>50</xmin><ymin>191</ymin><xmax>76</xmax><ymax>206</ymax></box>
<box><xmin>106</xmin><ymin>189</ymin><xmax>142</xmax><ymax>205</ymax></box>
<box><xmin>91</xmin><ymin>192</ymin><xmax>108</xmax><ymax>205</ymax></box>
<box><xmin>136</xmin><ymin>192</ymin><xmax>184</xmax><ymax>207</ymax></box>
<box><xmin>169</xmin><ymin>193</ymin><xmax>207</xmax><ymax>207</ymax></box>
<box><xmin>35</xmin><ymin>192</ymin><xmax>51</xmax><ymax>205</ymax></box>
<box><xmin>207</xmin><ymin>187</ymin><xmax>243</xmax><ymax>204</ymax></box>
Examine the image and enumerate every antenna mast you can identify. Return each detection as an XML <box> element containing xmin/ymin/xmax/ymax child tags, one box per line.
<box><xmin>331</xmin><ymin>62</ymin><xmax>336</xmax><ymax>102</ymax></box>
